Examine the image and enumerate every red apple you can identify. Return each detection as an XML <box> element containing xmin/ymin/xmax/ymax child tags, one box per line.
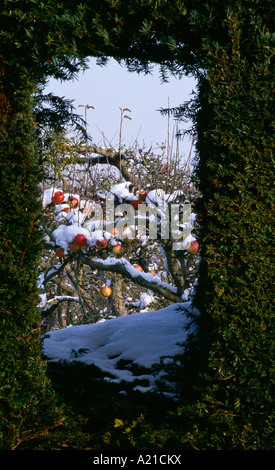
<box><xmin>100</xmin><ymin>285</ymin><xmax>112</xmax><ymax>297</ymax></box>
<box><xmin>69</xmin><ymin>242</ymin><xmax>80</xmax><ymax>252</ymax></box>
<box><xmin>131</xmin><ymin>199</ymin><xmax>142</xmax><ymax>210</ymax></box>
<box><xmin>62</xmin><ymin>206</ymin><xmax>70</xmax><ymax>214</ymax></box>
<box><xmin>133</xmin><ymin>264</ymin><xmax>143</xmax><ymax>272</ymax></box>
<box><xmin>53</xmin><ymin>191</ymin><xmax>65</xmax><ymax>204</ymax></box>
<box><xmin>73</xmin><ymin>234</ymin><xmax>88</xmax><ymax>247</ymax></box>
<box><xmin>149</xmin><ymin>270</ymin><xmax>156</xmax><ymax>276</ymax></box>
<box><xmin>186</xmin><ymin>240</ymin><xmax>199</xmax><ymax>254</ymax></box>
<box><xmin>55</xmin><ymin>247</ymin><xmax>64</xmax><ymax>257</ymax></box>
<box><xmin>112</xmin><ymin>244</ymin><xmax>122</xmax><ymax>255</ymax></box>
<box><xmin>96</xmin><ymin>239</ymin><xmax>108</xmax><ymax>248</ymax></box>
<box><xmin>68</xmin><ymin>196</ymin><xmax>79</xmax><ymax>208</ymax></box>
<box><xmin>138</xmin><ymin>190</ymin><xmax>150</xmax><ymax>202</ymax></box>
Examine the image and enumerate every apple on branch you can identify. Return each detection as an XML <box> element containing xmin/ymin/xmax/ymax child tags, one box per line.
<box><xmin>138</xmin><ymin>190</ymin><xmax>150</xmax><ymax>202</ymax></box>
<box><xmin>55</xmin><ymin>247</ymin><xmax>64</xmax><ymax>257</ymax></box>
<box><xmin>131</xmin><ymin>199</ymin><xmax>143</xmax><ymax>210</ymax></box>
<box><xmin>100</xmin><ymin>285</ymin><xmax>112</xmax><ymax>297</ymax></box>
<box><xmin>68</xmin><ymin>234</ymin><xmax>89</xmax><ymax>252</ymax></box>
<box><xmin>69</xmin><ymin>242</ymin><xmax>80</xmax><ymax>252</ymax></box>
<box><xmin>62</xmin><ymin>206</ymin><xmax>70</xmax><ymax>214</ymax></box>
<box><xmin>133</xmin><ymin>264</ymin><xmax>143</xmax><ymax>272</ymax></box>
<box><xmin>186</xmin><ymin>240</ymin><xmax>199</xmax><ymax>254</ymax></box>
<box><xmin>96</xmin><ymin>238</ymin><xmax>108</xmax><ymax>248</ymax></box>
<box><xmin>73</xmin><ymin>234</ymin><xmax>88</xmax><ymax>247</ymax></box>
<box><xmin>67</xmin><ymin>196</ymin><xmax>79</xmax><ymax>208</ymax></box>
<box><xmin>52</xmin><ymin>191</ymin><xmax>65</xmax><ymax>204</ymax></box>
<box><xmin>112</xmin><ymin>243</ymin><xmax>122</xmax><ymax>255</ymax></box>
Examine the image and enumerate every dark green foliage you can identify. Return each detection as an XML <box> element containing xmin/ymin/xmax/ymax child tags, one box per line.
<box><xmin>46</xmin><ymin>361</ymin><xmax>179</xmax><ymax>450</ymax></box>
<box><xmin>0</xmin><ymin>78</ymin><xmax>56</xmax><ymax>448</ymax></box>
<box><xmin>0</xmin><ymin>0</ymin><xmax>103</xmax><ymax>448</ymax></box>
<box><xmin>187</xmin><ymin>7</ymin><xmax>274</xmax><ymax>449</ymax></box>
<box><xmin>0</xmin><ymin>71</ymin><xmax>88</xmax><ymax>449</ymax></box>
<box><xmin>151</xmin><ymin>5</ymin><xmax>274</xmax><ymax>449</ymax></box>
<box><xmin>34</xmin><ymin>89</ymin><xmax>87</xmax><ymax>140</ymax></box>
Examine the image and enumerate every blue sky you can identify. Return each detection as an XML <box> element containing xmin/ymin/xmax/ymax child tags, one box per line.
<box><xmin>46</xmin><ymin>57</ymin><xmax>197</xmax><ymax>160</ymax></box>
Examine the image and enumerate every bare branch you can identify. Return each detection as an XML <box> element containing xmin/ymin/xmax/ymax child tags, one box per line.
<box><xmin>68</xmin><ymin>144</ymin><xmax>140</xmax><ymax>186</ymax></box>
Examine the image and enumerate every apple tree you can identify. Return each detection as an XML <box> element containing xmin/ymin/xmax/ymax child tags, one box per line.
<box><xmin>39</xmin><ymin>128</ymin><xmax>200</xmax><ymax>331</ymax></box>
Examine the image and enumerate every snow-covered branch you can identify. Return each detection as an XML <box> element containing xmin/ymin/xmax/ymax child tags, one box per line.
<box><xmin>67</xmin><ymin>144</ymin><xmax>139</xmax><ymax>186</ymax></box>
<box><xmin>41</xmin><ymin>295</ymin><xmax>80</xmax><ymax>317</ymax></box>
<box><xmin>79</xmin><ymin>254</ymin><xmax>180</xmax><ymax>303</ymax></box>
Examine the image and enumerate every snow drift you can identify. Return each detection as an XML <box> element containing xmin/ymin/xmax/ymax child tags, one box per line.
<box><xmin>42</xmin><ymin>302</ymin><xmax>196</xmax><ymax>394</ymax></box>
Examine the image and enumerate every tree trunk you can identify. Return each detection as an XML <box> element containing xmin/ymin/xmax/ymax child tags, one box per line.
<box><xmin>111</xmin><ymin>274</ymin><xmax>128</xmax><ymax>316</ymax></box>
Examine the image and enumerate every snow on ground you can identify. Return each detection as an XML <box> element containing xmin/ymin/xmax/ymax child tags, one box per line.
<box><xmin>42</xmin><ymin>302</ymin><xmax>197</xmax><ymax>395</ymax></box>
